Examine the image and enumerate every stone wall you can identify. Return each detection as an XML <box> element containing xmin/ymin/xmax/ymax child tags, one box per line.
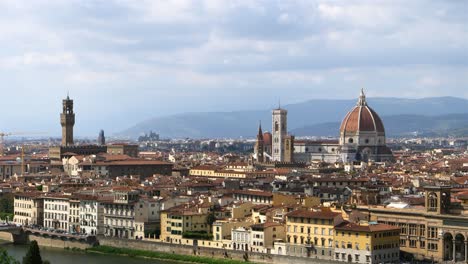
<box><xmin>0</xmin><ymin>231</ymin><xmax>13</xmax><ymax>242</ymax></box>
<box><xmin>0</xmin><ymin>231</ymin><xmax>91</xmax><ymax>250</ymax></box>
<box><xmin>99</xmin><ymin>237</ymin><xmax>338</xmax><ymax>264</ymax></box>
<box><xmin>27</xmin><ymin>234</ymin><xmax>92</xmax><ymax>250</ymax></box>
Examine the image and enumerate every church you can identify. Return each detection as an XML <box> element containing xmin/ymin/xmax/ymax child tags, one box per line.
<box><xmin>254</xmin><ymin>89</ymin><xmax>394</xmax><ymax>164</ymax></box>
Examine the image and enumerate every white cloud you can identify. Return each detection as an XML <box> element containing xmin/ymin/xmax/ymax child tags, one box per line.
<box><xmin>417</xmin><ymin>76</ymin><xmax>441</xmax><ymax>87</ymax></box>
<box><xmin>1</xmin><ymin>52</ymin><xmax>77</xmax><ymax>68</ymax></box>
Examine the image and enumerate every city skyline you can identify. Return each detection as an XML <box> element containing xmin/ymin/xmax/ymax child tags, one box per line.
<box><xmin>0</xmin><ymin>0</ymin><xmax>467</xmax><ymax>136</ymax></box>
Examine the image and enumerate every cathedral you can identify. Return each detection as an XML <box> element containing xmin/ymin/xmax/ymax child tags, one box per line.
<box><xmin>254</xmin><ymin>89</ymin><xmax>394</xmax><ymax>163</ymax></box>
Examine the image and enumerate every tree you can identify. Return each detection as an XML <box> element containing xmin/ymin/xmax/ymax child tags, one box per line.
<box><xmin>0</xmin><ymin>194</ymin><xmax>14</xmax><ymax>214</ymax></box>
<box><xmin>206</xmin><ymin>212</ymin><xmax>216</xmax><ymax>227</ymax></box>
<box><xmin>22</xmin><ymin>241</ymin><xmax>42</xmax><ymax>264</ymax></box>
<box><xmin>0</xmin><ymin>248</ymin><xmax>19</xmax><ymax>264</ymax></box>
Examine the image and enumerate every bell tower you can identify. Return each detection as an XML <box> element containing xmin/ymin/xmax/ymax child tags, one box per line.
<box><xmin>255</xmin><ymin>122</ymin><xmax>264</xmax><ymax>162</ymax></box>
<box><xmin>425</xmin><ymin>186</ymin><xmax>451</xmax><ymax>214</ymax></box>
<box><xmin>60</xmin><ymin>95</ymin><xmax>75</xmax><ymax>146</ymax></box>
<box><xmin>272</xmin><ymin>106</ymin><xmax>287</xmax><ymax>162</ymax></box>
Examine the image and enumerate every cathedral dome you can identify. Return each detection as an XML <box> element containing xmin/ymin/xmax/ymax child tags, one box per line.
<box><xmin>340</xmin><ymin>89</ymin><xmax>385</xmax><ymax>134</ymax></box>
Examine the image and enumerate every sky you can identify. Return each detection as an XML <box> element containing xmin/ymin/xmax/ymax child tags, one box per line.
<box><xmin>0</xmin><ymin>0</ymin><xmax>467</xmax><ymax>137</ymax></box>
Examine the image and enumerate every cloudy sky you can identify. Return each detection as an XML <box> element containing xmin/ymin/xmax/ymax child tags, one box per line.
<box><xmin>1</xmin><ymin>0</ymin><xmax>467</xmax><ymax>136</ymax></box>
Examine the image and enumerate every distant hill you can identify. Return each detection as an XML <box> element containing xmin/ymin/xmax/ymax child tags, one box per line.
<box><xmin>119</xmin><ymin>96</ymin><xmax>468</xmax><ymax>138</ymax></box>
<box><xmin>291</xmin><ymin>114</ymin><xmax>468</xmax><ymax>137</ymax></box>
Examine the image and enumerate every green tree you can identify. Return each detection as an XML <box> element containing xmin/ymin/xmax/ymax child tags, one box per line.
<box><xmin>206</xmin><ymin>212</ymin><xmax>216</xmax><ymax>227</ymax></box>
<box><xmin>0</xmin><ymin>248</ymin><xmax>19</xmax><ymax>264</ymax></box>
<box><xmin>22</xmin><ymin>241</ymin><xmax>42</xmax><ymax>264</ymax></box>
<box><xmin>0</xmin><ymin>193</ymin><xmax>14</xmax><ymax>214</ymax></box>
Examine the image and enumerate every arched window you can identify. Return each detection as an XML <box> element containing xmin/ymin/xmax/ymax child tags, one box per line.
<box><xmin>348</xmin><ymin>138</ymin><xmax>354</xmax><ymax>144</ymax></box>
<box><xmin>428</xmin><ymin>193</ymin><xmax>438</xmax><ymax>212</ymax></box>
<box><xmin>275</xmin><ymin>122</ymin><xmax>279</xmax><ymax>132</ymax></box>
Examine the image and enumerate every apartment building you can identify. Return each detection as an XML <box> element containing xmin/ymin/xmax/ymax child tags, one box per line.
<box><xmin>43</xmin><ymin>195</ymin><xmax>70</xmax><ymax>232</ymax></box>
<box><xmin>13</xmin><ymin>192</ymin><xmax>43</xmax><ymax>226</ymax></box>
<box><xmin>160</xmin><ymin>206</ymin><xmax>210</xmax><ymax>244</ymax></box>
<box><xmin>333</xmin><ymin>222</ymin><xmax>400</xmax><ymax>264</ymax></box>
<box><xmin>101</xmin><ymin>189</ymin><xmax>138</xmax><ymax>239</ymax></box>
<box><xmin>79</xmin><ymin>196</ymin><xmax>103</xmax><ymax>236</ymax></box>
<box><xmin>285</xmin><ymin>209</ymin><xmax>343</xmax><ymax>260</ymax></box>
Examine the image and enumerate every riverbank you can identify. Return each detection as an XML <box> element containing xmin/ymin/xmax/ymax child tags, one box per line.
<box><xmin>88</xmin><ymin>245</ymin><xmax>251</xmax><ymax>264</ymax></box>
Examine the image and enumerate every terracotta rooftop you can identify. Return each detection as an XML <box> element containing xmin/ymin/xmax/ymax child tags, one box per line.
<box><xmin>335</xmin><ymin>221</ymin><xmax>400</xmax><ymax>232</ymax></box>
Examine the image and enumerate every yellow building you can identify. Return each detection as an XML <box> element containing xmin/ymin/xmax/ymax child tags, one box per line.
<box><xmin>160</xmin><ymin>208</ymin><xmax>210</xmax><ymax>244</ymax></box>
<box><xmin>251</xmin><ymin>222</ymin><xmax>286</xmax><ymax>253</ymax></box>
<box><xmin>13</xmin><ymin>192</ymin><xmax>43</xmax><ymax>226</ymax></box>
<box><xmin>285</xmin><ymin>209</ymin><xmax>343</xmax><ymax>260</ymax></box>
<box><xmin>333</xmin><ymin>222</ymin><xmax>400</xmax><ymax>263</ymax></box>
<box><xmin>212</xmin><ymin>219</ymin><xmax>252</xmax><ymax>242</ymax></box>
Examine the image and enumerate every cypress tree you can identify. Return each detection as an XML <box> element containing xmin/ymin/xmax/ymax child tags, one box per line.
<box><xmin>22</xmin><ymin>241</ymin><xmax>42</xmax><ymax>264</ymax></box>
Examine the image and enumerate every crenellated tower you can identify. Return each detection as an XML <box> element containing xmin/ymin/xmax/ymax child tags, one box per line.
<box><xmin>60</xmin><ymin>95</ymin><xmax>75</xmax><ymax>146</ymax></box>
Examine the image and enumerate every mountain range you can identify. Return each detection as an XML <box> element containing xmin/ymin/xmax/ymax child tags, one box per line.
<box><xmin>119</xmin><ymin>96</ymin><xmax>468</xmax><ymax>138</ymax></box>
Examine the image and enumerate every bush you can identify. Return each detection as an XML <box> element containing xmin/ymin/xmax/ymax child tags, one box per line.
<box><xmin>0</xmin><ymin>212</ymin><xmax>14</xmax><ymax>221</ymax></box>
<box><xmin>182</xmin><ymin>231</ymin><xmax>213</xmax><ymax>240</ymax></box>
<box><xmin>0</xmin><ymin>248</ymin><xmax>20</xmax><ymax>264</ymax></box>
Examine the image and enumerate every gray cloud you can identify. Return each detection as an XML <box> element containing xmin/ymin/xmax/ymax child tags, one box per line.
<box><xmin>0</xmin><ymin>0</ymin><xmax>466</xmax><ymax>136</ymax></box>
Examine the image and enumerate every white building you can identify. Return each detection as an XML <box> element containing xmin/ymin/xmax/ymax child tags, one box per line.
<box><xmin>43</xmin><ymin>195</ymin><xmax>70</xmax><ymax>232</ymax></box>
<box><xmin>79</xmin><ymin>196</ymin><xmax>103</xmax><ymax>236</ymax></box>
<box><xmin>102</xmin><ymin>188</ymin><xmax>138</xmax><ymax>239</ymax></box>
<box><xmin>232</xmin><ymin>226</ymin><xmax>251</xmax><ymax>251</ymax></box>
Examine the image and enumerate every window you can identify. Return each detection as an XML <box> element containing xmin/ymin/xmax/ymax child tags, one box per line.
<box><xmin>409</xmin><ymin>240</ymin><xmax>417</xmax><ymax>248</ymax></box>
<box><xmin>419</xmin><ymin>225</ymin><xmax>426</xmax><ymax>236</ymax></box>
<box><xmin>428</xmin><ymin>242</ymin><xmax>438</xmax><ymax>251</ymax></box>
<box><xmin>400</xmin><ymin>239</ymin><xmax>406</xmax><ymax>247</ymax></box>
<box><xmin>428</xmin><ymin>227</ymin><xmax>438</xmax><ymax>238</ymax></box>
<box><xmin>348</xmin><ymin>138</ymin><xmax>354</xmax><ymax>143</ymax></box>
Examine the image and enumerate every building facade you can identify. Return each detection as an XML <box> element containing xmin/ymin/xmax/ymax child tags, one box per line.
<box><xmin>102</xmin><ymin>189</ymin><xmax>139</xmax><ymax>239</ymax></box>
<box><xmin>13</xmin><ymin>193</ymin><xmax>43</xmax><ymax>226</ymax></box>
<box><xmin>43</xmin><ymin>195</ymin><xmax>70</xmax><ymax>232</ymax></box>
<box><xmin>333</xmin><ymin>222</ymin><xmax>400</xmax><ymax>264</ymax></box>
<box><xmin>359</xmin><ymin>186</ymin><xmax>468</xmax><ymax>262</ymax></box>
<box><xmin>285</xmin><ymin>209</ymin><xmax>343</xmax><ymax>260</ymax></box>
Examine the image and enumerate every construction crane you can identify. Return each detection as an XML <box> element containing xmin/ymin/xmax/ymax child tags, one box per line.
<box><xmin>0</xmin><ymin>132</ymin><xmax>45</xmax><ymax>156</ymax></box>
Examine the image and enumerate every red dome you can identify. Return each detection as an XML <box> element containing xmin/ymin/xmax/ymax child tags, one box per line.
<box><xmin>340</xmin><ymin>90</ymin><xmax>385</xmax><ymax>134</ymax></box>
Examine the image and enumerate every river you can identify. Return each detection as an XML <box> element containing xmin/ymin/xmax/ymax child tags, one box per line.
<box><xmin>1</xmin><ymin>241</ymin><xmax>174</xmax><ymax>264</ymax></box>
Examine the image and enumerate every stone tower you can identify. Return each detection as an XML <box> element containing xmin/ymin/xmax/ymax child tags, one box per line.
<box><xmin>255</xmin><ymin>122</ymin><xmax>264</xmax><ymax>162</ymax></box>
<box><xmin>425</xmin><ymin>186</ymin><xmax>451</xmax><ymax>214</ymax></box>
<box><xmin>272</xmin><ymin>107</ymin><xmax>287</xmax><ymax>161</ymax></box>
<box><xmin>98</xmin><ymin>129</ymin><xmax>106</xmax><ymax>145</ymax></box>
<box><xmin>60</xmin><ymin>95</ymin><xmax>75</xmax><ymax>146</ymax></box>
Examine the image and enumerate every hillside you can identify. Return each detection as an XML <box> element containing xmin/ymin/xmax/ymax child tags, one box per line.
<box><xmin>119</xmin><ymin>97</ymin><xmax>468</xmax><ymax>138</ymax></box>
